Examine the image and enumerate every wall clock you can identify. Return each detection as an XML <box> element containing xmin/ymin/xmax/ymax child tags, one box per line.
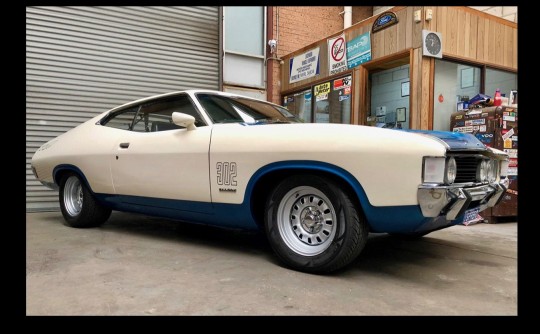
<box><xmin>422</xmin><ymin>30</ymin><xmax>443</xmax><ymax>58</ymax></box>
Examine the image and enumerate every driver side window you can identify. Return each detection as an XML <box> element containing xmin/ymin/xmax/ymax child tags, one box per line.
<box><xmin>101</xmin><ymin>94</ymin><xmax>206</xmax><ymax>132</ymax></box>
<box><xmin>134</xmin><ymin>94</ymin><xmax>206</xmax><ymax>132</ymax></box>
<box><xmin>101</xmin><ymin>106</ymin><xmax>139</xmax><ymax>130</ymax></box>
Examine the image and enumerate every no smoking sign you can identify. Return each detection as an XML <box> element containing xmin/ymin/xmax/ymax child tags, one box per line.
<box><xmin>331</xmin><ymin>37</ymin><xmax>345</xmax><ymax>61</ymax></box>
<box><xmin>328</xmin><ymin>33</ymin><xmax>348</xmax><ymax>75</ymax></box>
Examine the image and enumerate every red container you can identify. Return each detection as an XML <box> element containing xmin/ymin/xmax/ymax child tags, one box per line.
<box><xmin>493</xmin><ymin>89</ymin><xmax>502</xmax><ymax>106</ymax></box>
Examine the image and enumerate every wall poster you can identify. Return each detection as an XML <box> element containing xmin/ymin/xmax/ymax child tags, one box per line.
<box><xmin>346</xmin><ymin>32</ymin><xmax>371</xmax><ymax>69</ymax></box>
<box><xmin>289</xmin><ymin>47</ymin><xmax>320</xmax><ymax>84</ymax></box>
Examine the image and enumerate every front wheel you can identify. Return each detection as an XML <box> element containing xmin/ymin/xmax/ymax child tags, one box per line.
<box><xmin>59</xmin><ymin>174</ymin><xmax>111</xmax><ymax>228</ymax></box>
<box><xmin>264</xmin><ymin>175</ymin><xmax>368</xmax><ymax>273</ymax></box>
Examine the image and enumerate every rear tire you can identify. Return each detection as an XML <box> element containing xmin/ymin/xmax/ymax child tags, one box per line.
<box><xmin>264</xmin><ymin>175</ymin><xmax>368</xmax><ymax>273</ymax></box>
<box><xmin>59</xmin><ymin>173</ymin><xmax>111</xmax><ymax>228</ymax></box>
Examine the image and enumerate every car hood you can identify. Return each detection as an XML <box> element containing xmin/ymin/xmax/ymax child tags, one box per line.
<box><xmin>403</xmin><ymin>129</ymin><xmax>487</xmax><ymax>151</ymax></box>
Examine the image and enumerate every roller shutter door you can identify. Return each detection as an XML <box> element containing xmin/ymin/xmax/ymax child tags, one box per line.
<box><xmin>26</xmin><ymin>6</ymin><xmax>220</xmax><ymax>211</ymax></box>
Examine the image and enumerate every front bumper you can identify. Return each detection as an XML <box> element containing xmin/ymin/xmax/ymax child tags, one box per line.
<box><xmin>418</xmin><ymin>178</ymin><xmax>509</xmax><ymax>220</ymax></box>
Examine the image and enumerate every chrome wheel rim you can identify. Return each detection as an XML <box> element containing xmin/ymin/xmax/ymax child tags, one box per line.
<box><xmin>64</xmin><ymin>176</ymin><xmax>83</xmax><ymax>217</ymax></box>
<box><xmin>277</xmin><ymin>186</ymin><xmax>337</xmax><ymax>256</ymax></box>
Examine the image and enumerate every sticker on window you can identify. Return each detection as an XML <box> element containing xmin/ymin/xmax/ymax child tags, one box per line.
<box><xmin>315</xmin><ymin>82</ymin><xmax>331</xmax><ymax>102</ymax></box>
<box><xmin>333</xmin><ymin>76</ymin><xmax>351</xmax><ymax>90</ymax></box>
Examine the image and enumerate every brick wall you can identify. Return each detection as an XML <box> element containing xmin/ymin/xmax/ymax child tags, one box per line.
<box><xmin>275</xmin><ymin>7</ymin><xmax>345</xmax><ymax>57</ymax></box>
<box><xmin>352</xmin><ymin>6</ymin><xmax>373</xmax><ymax>25</ymax></box>
<box><xmin>268</xmin><ymin>6</ymin><xmax>373</xmax><ymax>104</ymax></box>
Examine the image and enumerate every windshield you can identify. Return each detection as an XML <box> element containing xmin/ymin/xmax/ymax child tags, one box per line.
<box><xmin>196</xmin><ymin>93</ymin><xmax>301</xmax><ymax>124</ymax></box>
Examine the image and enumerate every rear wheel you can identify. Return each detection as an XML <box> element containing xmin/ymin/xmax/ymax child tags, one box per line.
<box><xmin>59</xmin><ymin>174</ymin><xmax>111</xmax><ymax>228</ymax></box>
<box><xmin>264</xmin><ymin>175</ymin><xmax>368</xmax><ymax>273</ymax></box>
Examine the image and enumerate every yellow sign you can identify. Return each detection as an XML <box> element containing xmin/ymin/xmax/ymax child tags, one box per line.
<box><xmin>314</xmin><ymin>82</ymin><xmax>331</xmax><ymax>96</ymax></box>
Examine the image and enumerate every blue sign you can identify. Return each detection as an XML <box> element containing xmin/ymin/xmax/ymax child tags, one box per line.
<box><xmin>372</xmin><ymin>11</ymin><xmax>399</xmax><ymax>32</ymax></box>
<box><xmin>379</xmin><ymin>14</ymin><xmax>392</xmax><ymax>25</ymax></box>
<box><xmin>346</xmin><ymin>32</ymin><xmax>371</xmax><ymax>69</ymax></box>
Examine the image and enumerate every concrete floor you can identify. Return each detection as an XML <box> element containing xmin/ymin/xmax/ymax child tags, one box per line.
<box><xmin>26</xmin><ymin>211</ymin><xmax>517</xmax><ymax>315</ymax></box>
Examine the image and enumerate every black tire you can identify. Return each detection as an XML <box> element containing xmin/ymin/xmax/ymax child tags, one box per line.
<box><xmin>264</xmin><ymin>175</ymin><xmax>368</xmax><ymax>273</ymax></box>
<box><xmin>59</xmin><ymin>173</ymin><xmax>111</xmax><ymax>228</ymax></box>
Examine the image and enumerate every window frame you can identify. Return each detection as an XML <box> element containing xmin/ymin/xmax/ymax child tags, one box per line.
<box><xmin>222</xmin><ymin>6</ymin><xmax>267</xmax><ymax>89</ymax></box>
<box><xmin>99</xmin><ymin>93</ymin><xmax>208</xmax><ymax>132</ymax></box>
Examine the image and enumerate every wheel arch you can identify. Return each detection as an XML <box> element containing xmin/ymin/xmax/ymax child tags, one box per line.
<box><xmin>53</xmin><ymin>164</ymin><xmax>94</xmax><ymax>193</ymax></box>
<box><xmin>247</xmin><ymin>161</ymin><xmax>372</xmax><ymax>229</ymax></box>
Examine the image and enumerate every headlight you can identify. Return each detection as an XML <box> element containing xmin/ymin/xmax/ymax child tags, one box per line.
<box><xmin>445</xmin><ymin>157</ymin><xmax>457</xmax><ymax>184</ymax></box>
<box><xmin>423</xmin><ymin>157</ymin><xmax>445</xmax><ymax>183</ymax></box>
<box><xmin>487</xmin><ymin>159</ymin><xmax>498</xmax><ymax>182</ymax></box>
<box><xmin>477</xmin><ymin>160</ymin><xmax>488</xmax><ymax>183</ymax></box>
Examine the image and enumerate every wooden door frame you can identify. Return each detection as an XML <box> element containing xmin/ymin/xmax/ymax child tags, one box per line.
<box><xmin>359</xmin><ymin>49</ymin><xmax>412</xmax><ymax>127</ymax></box>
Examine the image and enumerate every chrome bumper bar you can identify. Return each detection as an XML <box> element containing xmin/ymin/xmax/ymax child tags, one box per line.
<box><xmin>418</xmin><ymin>178</ymin><xmax>509</xmax><ymax>220</ymax></box>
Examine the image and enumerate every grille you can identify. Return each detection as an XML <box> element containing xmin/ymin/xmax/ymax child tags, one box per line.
<box><xmin>453</xmin><ymin>156</ymin><xmax>480</xmax><ymax>183</ymax></box>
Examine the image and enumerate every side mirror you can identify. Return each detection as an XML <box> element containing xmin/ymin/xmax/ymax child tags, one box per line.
<box><xmin>172</xmin><ymin>112</ymin><xmax>197</xmax><ymax>131</ymax></box>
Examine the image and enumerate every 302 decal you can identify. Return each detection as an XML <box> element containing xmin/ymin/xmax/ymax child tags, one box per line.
<box><xmin>216</xmin><ymin>162</ymin><xmax>237</xmax><ymax>186</ymax></box>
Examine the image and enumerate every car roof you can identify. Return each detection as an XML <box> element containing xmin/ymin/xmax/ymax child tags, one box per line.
<box><xmin>107</xmin><ymin>89</ymin><xmax>283</xmax><ymax>113</ymax></box>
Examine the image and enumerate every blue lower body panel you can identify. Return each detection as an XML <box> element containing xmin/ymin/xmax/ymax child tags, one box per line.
<box><xmin>95</xmin><ymin>193</ymin><xmax>259</xmax><ymax>230</ymax></box>
<box><xmin>95</xmin><ymin>193</ymin><xmax>458</xmax><ymax>235</ymax></box>
<box><xmin>363</xmin><ymin>204</ymin><xmax>461</xmax><ymax>234</ymax></box>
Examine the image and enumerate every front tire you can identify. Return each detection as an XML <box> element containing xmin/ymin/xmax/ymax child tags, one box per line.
<box><xmin>264</xmin><ymin>175</ymin><xmax>368</xmax><ymax>273</ymax></box>
<box><xmin>59</xmin><ymin>174</ymin><xmax>111</xmax><ymax>228</ymax></box>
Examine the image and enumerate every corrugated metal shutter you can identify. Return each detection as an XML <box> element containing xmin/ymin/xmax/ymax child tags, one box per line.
<box><xmin>26</xmin><ymin>6</ymin><xmax>220</xmax><ymax>211</ymax></box>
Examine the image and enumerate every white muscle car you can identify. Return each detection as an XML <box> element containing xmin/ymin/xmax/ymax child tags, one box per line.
<box><xmin>31</xmin><ymin>90</ymin><xmax>509</xmax><ymax>273</ymax></box>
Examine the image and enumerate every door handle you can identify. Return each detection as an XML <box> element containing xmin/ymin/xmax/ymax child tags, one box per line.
<box><xmin>119</xmin><ymin>142</ymin><xmax>130</xmax><ymax>149</ymax></box>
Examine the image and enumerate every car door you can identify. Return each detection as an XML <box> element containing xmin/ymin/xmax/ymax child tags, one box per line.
<box><xmin>109</xmin><ymin>94</ymin><xmax>212</xmax><ymax>211</ymax></box>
